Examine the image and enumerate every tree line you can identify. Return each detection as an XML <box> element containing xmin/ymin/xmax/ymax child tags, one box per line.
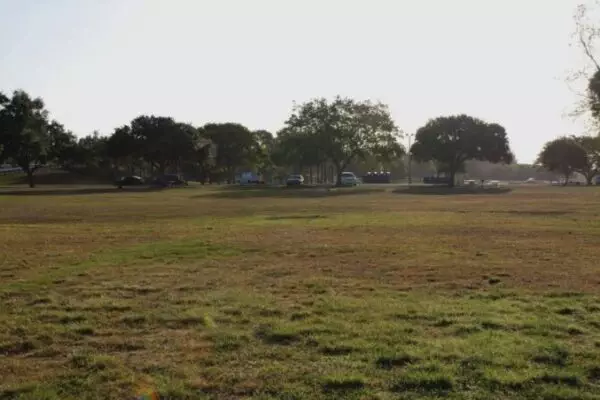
<box><xmin>2</xmin><ymin>87</ymin><xmax>598</xmax><ymax>189</ymax></box>
<box><xmin>1</xmin><ymin>90</ymin><xmax>520</xmax><ymax>188</ymax></box>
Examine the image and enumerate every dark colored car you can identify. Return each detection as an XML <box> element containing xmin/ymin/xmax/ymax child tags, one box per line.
<box><xmin>362</xmin><ymin>171</ymin><xmax>392</xmax><ymax>184</ymax></box>
<box><xmin>152</xmin><ymin>174</ymin><xmax>188</xmax><ymax>187</ymax></box>
<box><xmin>423</xmin><ymin>176</ymin><xmax>452</xmax><ymax>185</ymax></box>
<box><xmin>286</xmin><ymin>174</ymin><xmax>305</xmax><ymax>186</ymax></box>
<box><xmin>115</xmin><ymin>176</ymin><xmax>145</xmax><ymax>189</ymax></box>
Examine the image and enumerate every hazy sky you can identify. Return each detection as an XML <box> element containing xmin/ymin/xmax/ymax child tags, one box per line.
<box><xmin>0</xmin><ymin>0</ymin><xmax>595</xmax><ymax>163</ymax></box>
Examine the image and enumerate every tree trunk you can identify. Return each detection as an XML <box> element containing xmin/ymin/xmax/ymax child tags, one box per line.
<box><xmin>563</xmin><ymin>172</ymin><xmax>570</xmax><ymax>186</ymax></box>
<box><xmin>586</xmin><ymin>174</ymin><xmax>594</xmax><ymax>185</ymax></box>
<box><xmin>228</xmin><ymin>166</ymin><xmax>235</xmax><ymax>184</ymax></box>
<box><xmin>448</xmin><ymin>170</ymin><xmax>456</xmax><ymax>188</ymax></box>
<box><xmin>334</xmin><ymin>162</ymin><xmax>344</xmax><ymax>186</ymax></box>
<box><xmin>27</xmin><ymin>169</ymin><xmax>35</xmax><ymax>188</ymax></box>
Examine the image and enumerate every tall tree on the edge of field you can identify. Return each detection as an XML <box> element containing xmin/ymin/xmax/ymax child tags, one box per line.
<box><xmin>251</xmin><ymin>130</ymin><xmax>276</xmax><ymax>177</ymax></box>
<box><xmin>129</xmin><ymin>115</ymin><xmax>196</xmax><ymax>175</ymax></box>
<box><xmin>572</xmin><ymin>135</ymin><xmax>600</xmax><ymax>184</ymax></box>
<box><xmin>190</xmin><ymin>127</ymin><xmax>216</xmax><ymax>184</ymax></box>
<box><xmin>47</xmin><ymin>121</ymin><xmax>78</xmax><ymax>168</ymax></box>
<box><xmin>106</xmin><ymin>125</ymin><xmax>140</xmax><ymax>174</ymax></box>
<box><xmin>537</xmin><ymin>137</ymin><xmax>588</xmax><ymax>185</ymax></box>
<box><xmin>272</xmin><ymin>126</ymin><xmax>326</xmax><ymax>174</ymax></box>
<box><xmin>0</xmin><ymin>90</ymin><xmax>50</xmax><ymax>188</ymax></box>
<box><xmin>203</xmin><ymin>122</ymin><xmax>257</xmax><ymax>183</ymax></box>
<box><xmin>410</xmin><ymin>115</ymin><xmax>513</xmax><ymax>187</ymax></box>
<box><xmin>282</xmin><ymin>96</ymin><xmax>403</xmax><ymax>186</ymax></box>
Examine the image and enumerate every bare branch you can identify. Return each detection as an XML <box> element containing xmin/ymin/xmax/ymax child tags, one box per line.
<box><xmin>579</xmin><ymin>31</ymin><xmax>600</xmax><ymax>71</ymax></box>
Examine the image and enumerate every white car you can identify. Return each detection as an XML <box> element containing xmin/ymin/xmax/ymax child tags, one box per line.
<box><xmin>340</xmin><ymin>172</ymin><xmax>359</xmax><ymax>186</ymax></box>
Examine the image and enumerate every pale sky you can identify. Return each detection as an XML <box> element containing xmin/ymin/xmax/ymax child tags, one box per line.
<box><xmin>0</xmin><ymin>0</ymin><xmax>595</xmax><ymax>163</ymax></box>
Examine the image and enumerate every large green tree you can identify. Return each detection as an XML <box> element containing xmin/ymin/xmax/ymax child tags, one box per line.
<box><xmin>282</xmin><ymin>96</ymin><xmax>403</xmax><ymax>185</ymax></box>
<box><xmin>572</xmin><ymin>135</ymin><xmax>600</xmax><ymax>184</ymax></box>
<box><xmin>129</xmin><ymin>115</ymin><xmax>196</xmax><ymax>175</ymax></box>
<box><xmin>188</xmin><ymin>128</ymin><xmax>216</xmax><ymax>183</ymax></box>
<box><xmin>410</xmin><ymin>115</ymin><xmax>513</xmax><ymax>187</ymax></box>
<box><xmin>537</xmin><ymin>137</ymin><xmax>588</xmax><ymax>185</ymax></box>
<box><xmin>0</xmin><ymin>90</ymin><xmax>51</xmax><ymax>187</ymax></box>
<box><xmin>252</xmin><ymin>130</ymin><xmax>275</xmax><ymax>177</ymax></box>
<box><xmin>106</xmin><ymin>125</ymin><xmax>140</xmax><ymax>174</ymax></box>
<box><xmin>203</xmin><ymin>123</ymin><xmax>258</xmax><ymax>183</ymax></box>
<box><xmin>47</xmin><ymin>121</ymin><xmax>78</xmax><ymax>168</ymax></box>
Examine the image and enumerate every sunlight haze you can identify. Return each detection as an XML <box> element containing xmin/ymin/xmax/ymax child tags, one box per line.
<box><xmin>0</xmin><ymin>0</ymin><xmax>591</xmax><ymax>163</ymax></box>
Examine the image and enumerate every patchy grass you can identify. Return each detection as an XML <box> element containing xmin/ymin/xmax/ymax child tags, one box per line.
<box><xmin>1</xmin><ymin>184</ymin><xmax>600</xmax><ymax>399</ymax></box>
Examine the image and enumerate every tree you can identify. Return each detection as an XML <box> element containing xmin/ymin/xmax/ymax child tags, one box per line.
<box><xmin>47</xmin><ymin>121</ymin><xmax>78</xmax><ymax>167</ymax></box>
<box><xmin>106</xmin><ymin>125</ymin><xmax>140</xmax><ymax>174</ymax></box>
<box><xmin>572</xmin><ymin>135</ymin><xmax>600</xmax><ymax>184</ymax></box>
<box><xmin>128</xmin><ymin>115</ymin><xmax>195</xmax><ymax>175</ymax></box>
<box><xmin>203</xmin><ymin>123</ymin><xmax>257</xmax><ymax>183</ymax></box>
<box><xmin>189</xmin><ymin>128</ymin><xmax>215</xmax><ymax>184</ymax></box>
<box><xmin>75</xmin><ymin>132</ymin><xmax>110</xmax><ymax>174</ymax></box>
<box><xmin>410</xmin><ymin>115</ymin><xmax>513</xmax><ymax>187</ymax></box>
<box><xmin>0</xmin><ymin>90</ymin><xmax>50</xmax><ymax>187</ymax></box>
<box><xmin>252</xmin><ymin>130</ymin><xmax>275</xmax><ymax>176</ymax></box>
<box><xmin>537</xmin><ymin>137</ymin><xmax>588</xmax><ymax>185</ymax></box>
<box><xmin>282</xmin><ymin>97</ymin><xmax>403</xmax><ymax>185</ymax></box>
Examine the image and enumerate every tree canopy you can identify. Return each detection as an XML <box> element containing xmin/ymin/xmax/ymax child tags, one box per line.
<box><xmin>281</xmin><ymin>97</ymin><xmax>403</xmax><ymax>185</ymax></box>
<box><xmin>410</xmin><ymin>115</ymin><xmax>513</xmax><ymax>187</ymax></box>
<box><xmin>536</xmin><ymin>137</ymin><xmax>588</xmax><ymax>185</ymax></box>
<box><xmin>0</xmin><ymin>90</ymin><xmax>51</xmax><ymax>187</ymax></box>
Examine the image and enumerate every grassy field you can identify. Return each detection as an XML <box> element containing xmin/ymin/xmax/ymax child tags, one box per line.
<box><xmin>1</xmin><ymin>184</ymin><xmax>600</xmax><ymax>399</ymax></box>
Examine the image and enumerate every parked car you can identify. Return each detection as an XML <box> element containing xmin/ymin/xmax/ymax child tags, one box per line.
<box><xmin>286</xmin><ymin>174</ymin><xmax>305</xmax><ymax>186</ymax></box>
<box><xmin>362</xmin><ymin>171</ymin><xmax>391</xmax><ymax>184</ymax></box>
<box><xmin>340</xmin><ymin>171</ymin><xmax>359</xmax><ymax>186</ymax></box>
<box><xmin>152</xmin><ymin>174</ymin><xmax>188</xmax><ymax>187</ymax></box>
<box><xmin>238</xmin><ymin>172</ymin><xmax>265</xmax><ymax>185</ymax></box>
<box><xmin>115</xmin><ymin>176</ymin><xmax>145</xmax><ymax>189</ymax></box>
<box><xmin>423</xmin><ymin>176</ymin><xmax>452</xmax><ymax>185</ymax></box>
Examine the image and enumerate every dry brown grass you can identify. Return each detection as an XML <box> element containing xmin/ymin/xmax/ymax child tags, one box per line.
<box><xmin>1</xmin><ymin>184</ymin><xmax>600</xmax><ymax>399</ymax></box>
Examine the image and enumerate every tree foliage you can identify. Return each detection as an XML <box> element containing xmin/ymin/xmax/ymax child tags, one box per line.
<box><xmin>410</xmin><ymin>115</ymin><xmax>513</xmax><ymax>187</ymax></box>
<box><xmin>537</xmin><ymin>137</ymin><xmax>588</xmax><ymax>185</ymax></box>
<box><xmin>572</xmin><ymin>135</ymin><xmax>600</xmax><ymax>183</ymax></box>
<box><xmin>0</xmin><ymin>90</ymin><xmax>51</xmax><ymax>187</ymax></box>
<box><xmin>281</xmin><ymin>97</ymin><xmax>403</xmax><ymax>185</ymax></box>
<box><xmin>203</xmin><ymin>123</ymin><xmax>258</xmax><ymax>183</ymax></box>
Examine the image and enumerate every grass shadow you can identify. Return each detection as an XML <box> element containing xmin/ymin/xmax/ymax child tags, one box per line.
<box><xmin>0</xmin><ymin>187</ymin><xmax>166</xmax><ymax>197</ymax></box>
<box><xmin>488</xmin><ymin>210</ymin><xmax>570</xmax><ymax>216</ymax></box>
<box><xmin>264</xmin><ymin>214</ymin><xmax>328</xmax><ymax>221</ymax></box>
<box><xmin>393</xmin><ymin>186</ymin><xmax>512</xmax><ymax>196</ymax></box>
<box><xmin>198</xmin><ymin>186</ymin><xmax>387</xmax><ymax>199</ymax></box>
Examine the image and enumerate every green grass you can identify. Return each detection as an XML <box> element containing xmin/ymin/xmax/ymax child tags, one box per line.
<box><xmin>1</xmin><ymin>184</ymin><xmax>600</xmax><ymax>399</ymax></box>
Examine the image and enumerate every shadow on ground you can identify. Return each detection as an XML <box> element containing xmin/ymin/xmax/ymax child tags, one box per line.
<box><xmin>392</xmin><ymin>186</ymin><xmax>512</xmax><ymax>196</ymax></box>
<box><xmin>198</xmin><ymin>186</ymin><xmax>387</xmax><ymax>199</ymax></box>
<box><xmin>0</xmin><ymin>187</ymin><xmax>167</xmax><ymax>197</ymax></box>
